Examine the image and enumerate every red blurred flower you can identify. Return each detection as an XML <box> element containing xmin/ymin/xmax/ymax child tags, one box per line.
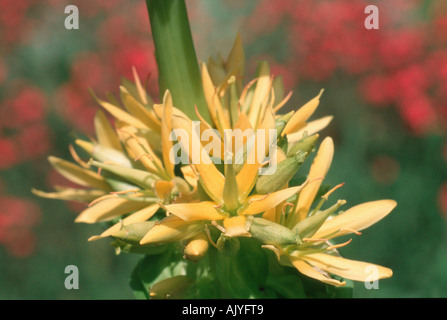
<box><xmin>17</xmin><ymin>124</ymin><xmax>52</xmax><ymax>160</ymax></box>
<box><xmin>0</xmin><ymin>83</ymin><xmax>52</xmax><ymax>166</ymax></box>
<box><xmin>398</xmin><ymin>95</ymin><xmax>437</xmax><ymax>134</ymax></box>
<box><xmin>0</xmin><ymin>87</ymin><xmax>47</xmax><ymax>127</ymax></box>
<box><xmin>0</xmin><ymin>195</ymin><xmax>41</xmax><ymax>257</ymax></box>
<box><xmin>244</xmin><ymin>0</ymin><xmax>446</xmax><ymax>135</ymax></box>
<box><xmin>0</xmin><ymin>138</ymin><xmax>20</xmax><ymax>170</ymax></box>
<box><xmin>360</xmin><ymin>74</ymin><xmax>395</xmax><ymax>107</ymax></box>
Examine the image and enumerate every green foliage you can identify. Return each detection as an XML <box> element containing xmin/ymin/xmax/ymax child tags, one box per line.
<box><xmin>129</xmin><ymin>237</ymin><xmax>354</xmax><ymax>299</ymax></box>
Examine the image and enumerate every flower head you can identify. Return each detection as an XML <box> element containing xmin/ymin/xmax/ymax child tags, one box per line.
<box><xmin>34</xmin><ymin>35</ymin><xmax>396</xmax><ymax>295</ymax></box>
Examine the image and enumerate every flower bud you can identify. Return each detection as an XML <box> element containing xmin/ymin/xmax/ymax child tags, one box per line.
<box><xmin>255</xmin><ymin>151</ymin><xmax>307</xmax><ymax>194</ymax></box>
<box><xmin>183</xmin><ymin>232</ymin><xmax>209</xmax><ymax>262</ymax></box>
<box><xmin>110</xmin><ymin>221</ymin><xmax>156</xmax><ymax>245</ymax></box>
<box><xmin>149</xmin><ymin>275</ymin><xmax>193</xmax><ymax>299</ymax></box>
<box><xmin>89</xmin><ymin>160</ymin><xmax>158</xmax><ymax>190</ymax></box>
<box><xmin>287</xmin><ymin>134</ymin><xmax>319</xmax><ymax>157</ymax></box>
<box><xmin>292</xmin><ymin>199</ymin><xmax>346</xmax><ymax>239</ymax></box>
<box><xmin>248</xmin><ymin>217</ymin><xmax>301</xmax><ymax>247</ymax></box>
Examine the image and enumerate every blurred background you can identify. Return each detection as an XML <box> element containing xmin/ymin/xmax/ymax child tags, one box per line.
<box><xmin>0</xmin><ymin>0</ymin><xmax>446</xmax><ymax>299</ymax></box>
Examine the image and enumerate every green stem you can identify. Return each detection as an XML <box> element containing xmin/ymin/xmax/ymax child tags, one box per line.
<box><xmin>146</xmin><ymin>0</ymin><xmax>210</xmax><ymax>122</ymax></box>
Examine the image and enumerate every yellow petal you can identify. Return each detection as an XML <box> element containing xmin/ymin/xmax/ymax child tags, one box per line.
<box><xmin>94</xmin><ymin>110</ymin><xmax>123</xmax><ymax>151</ymax></box>
<box><xmin>201</xmin><ymin>63</ymin><xmax>230</xmax><ymax>133</ymax></box>
<box><xmin>48</xmin><ymin>156</ymin><xmax>111</xmax><ymax>191</ymax></box>
<box><xmin>287</xmin><ymin>116</ymin><xmax>333</xmax><ymax>144</ymax></box>
<box><xmin>120</xmin><ymin>68</ymin><xmax>153</xmax><ymax>106</ymax></box>
<box><xmin>96</xmin><ymin>204</ymin><xmax>160</xmax><ymax>239</ymax></box>
<box><xmin>233</xmin><ymin>111</ymin><xmax>253</xmax><ymax>132</ymax></box>
<box><xmin>239</xmin><ymin>184</ymin><xmax>306</xmax><ymax>216</ymax></box>
<box><xmin>161</xmin><ymin>91</ymin><xmax>175</xmax><ymax>178</ymax></box>
<box><xmin>248</xmin><ymin>61</ymin><xmax>272</xmax><ymax>128</ymax></box>
<box><xmin>290</xmin><ymin>136</ymin><xmax>334</xmax><ymax>225</ymax></box>
<box><xmin>154</xmin><ymin>180</ymin><xmax>174</xmax><ymax>200</ymax></box>
<box><xmin>290</xmin><ymin>256</ymin><xmax>345</xmax><ymax>287</ymax></box>
<box><xmin>140</xmin><ymin>215</ymin><xmax>203</xmax><ymax>245</ymax></box>
<box><xmin>117</xmin><ymin>125</ymin><xmax>164</xmax><ymax>176</ymax></box>
<box><xmin>75</xmin><ymin>196</ymin><xmax>151</xmax><ymax>223</ymax></box>
<box><xmin>120</xmin><ymin>86</ymin><xmax>161</xmax><ymax>131</ymax></box>
<box><xmin>171</xmin><ymin>114</ymin><xmax>225</xmax><ymax>203</ymax></box>
<box><xmin>131</xmin><ymin>66</ymin><xmax>150</xmax><ymax>106</ymax></box>
<box><xmin>90</xmin><ymin>89</ymin><xmax>149</xmax><ymax>130</ymax></box>
<box><xmin>312</xmin><ymin>200</ymin><xmax>397</xmax><ymax>240</ymax></box>
<box><xmin>31</xmin><ymin>187</ymin><xmax>105</xmax><ymax>202</ymax></box>
<box><xmin>236</xmin><ymin>114</ymin><xmax>275</xmax><ymax>201</ymax></box>
<box><xmin>223</xmin><ymin>216</ymin><xmax>251</xmax><ymax>237</ymax></box>
<box><xmin>281</xmin><ymin>89</ymin><xmax>324</xmax><ymax>136</ymax></box>
<box><xmin>303</xmin><ymin>253</ymin><xmax>393</xmax><ymax>282</ymax></box>
<box><xmin>163</xmin><ymin>201</ymin><xmax>224</xmax><ymax>222</ymax></box>
<box><xmin>180</xmin><ymin>165</ymin><xmax>198</xmax><ymax>188</ymax></box>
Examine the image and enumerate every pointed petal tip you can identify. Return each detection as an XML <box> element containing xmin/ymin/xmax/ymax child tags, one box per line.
<box><xmin>317</xmin><ymin>88</ymin><xmax>325</xmax><ymax>98</ymax></box>
<box><xmin>375</xmin><ymin>199</ymin><xmax>398</xmax><ymax>212</ymax></box>
<box><xmin>74</xmin><ymin>215</ymin><xmax>93</xmax><ymax>224</ymax></box>
<box><xmin>47</xmin><ymin>155</ymin><xmax>57</xmax><ymax>163</ymax></box>
<box><xmin>87</xmin><ymin>235</ymin><xmax>102</xmax><ymax>242</ymax></box>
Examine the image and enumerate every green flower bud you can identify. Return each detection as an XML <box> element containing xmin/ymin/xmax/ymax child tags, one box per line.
<box><xmin>287</xmin><ymin>133</ymin><xmax>319</xmax><ymax>157</ymax></box>
<box><xmin>89</xmin><ymin>160</ymin><xmax>158</xmax><ymax>190</ymax></box>
<box><xmin>292</xmin><ymin>199</ymin><xmax>346</xmax><ymax>239</ymax></box>
<box><xmin>255</xmin><ymin>151</ymin><xmax>307</xmax><ymax>194</ymax></box>
<box><xmin>111</xmin><ymin>221</ymin><xmax>156</xmax><ymax>245</ymax></box>
<box><xmin>275</xmin><ymin>111</ymin><xmax>294</xmax><ymax>137</ymax></box>
<box><xmin>248</xmin><ymin>217</ymin><xmax>301</xmax><ymax>247</ymax></box>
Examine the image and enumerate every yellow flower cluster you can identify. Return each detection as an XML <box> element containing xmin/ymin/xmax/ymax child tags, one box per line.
<box><xmin>34</xmin><ymin>36</ymin><xmax>395</xmax><ymax>287</ymax></box>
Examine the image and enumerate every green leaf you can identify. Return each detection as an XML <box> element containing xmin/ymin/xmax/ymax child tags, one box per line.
<box><xmin>214</xmin><ymin>237</ymin><xmax>269</xmax><ymax>298</ymax></box>
<box><xmin>145</xmin><ymin>0</ymin><xmax>210</xmax><ymax>122</ymax></box>
<box><xmin>266</xmin><ymin>273</ymin><xmax>306</xmax><ymax>298</ymax></box>
<box><xmin>129</xmin><ymin>244</ymin><xmax>188</xmax><ymax>299</ymax></box>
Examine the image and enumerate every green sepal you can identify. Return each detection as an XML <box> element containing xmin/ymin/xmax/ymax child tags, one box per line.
<box><xmin>292</xmin><ymin>200</ymin><xmax>346</xmax><ymax>239</ymax></box>
<box><xmin>275</xmin><ymin>111</ymin><xmax>294</xmax><ymax>136</ymax></box>
<box><xmin>90</xmin><ymin>160</ymin><xmax>159</xmax><ymax>190</ymax></box>
<box><xmin>287</xmin><ymin>133</ymin><xmax>319</xmax><ymax>157</ymax></box>
<box><xmin>248</xmin><ymin>217</ymin><xmax>302</xmax><ymax>247</ymax></box>
<box><xmin>255</xmin><ymin>150</ymin><xmax>307</xmax><ymax>194</ymax></box>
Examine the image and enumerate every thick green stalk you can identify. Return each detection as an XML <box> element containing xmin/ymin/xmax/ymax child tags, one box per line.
<box><xmin>146</xmin><ymin>0</ymin><xmax>210</xmax><ymax>122</ymax></box>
